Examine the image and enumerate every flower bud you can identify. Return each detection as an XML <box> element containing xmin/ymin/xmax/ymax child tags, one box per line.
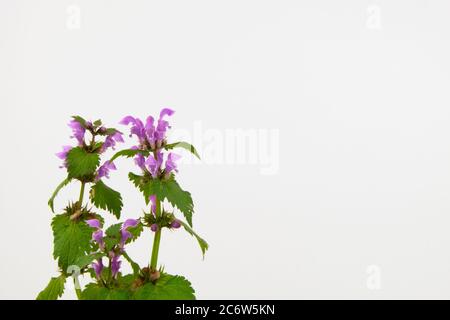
<box><xmin>150</xmin><ymin>223</ymin><xmax>159</xmax><ymax>232</ymax></box>
<box><xmin>171</xmin><ymin>220</ymin><xmax>181</xmax><ymax>229</ymax></box>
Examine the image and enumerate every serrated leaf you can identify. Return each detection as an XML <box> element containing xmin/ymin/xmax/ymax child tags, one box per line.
<box><xmin>81</xmin><ymin>284</ymin><xmax>130</xmax><ymax>300</ymax></box>
<box><xmin>164</xmin><ymin>179</ymin><xmax>194</xmax><ymax>226</ymax></box>
<box><xmin>48</xmin><ymin>177</ymin><xmax>72</xmax><ymax>213</ymax></box>
<box><xmin>178</xmin><ymin>220</ymin><xmax>208</xmax><ymax>258</ymax></box>
<box><xmin>90</xmin><ymin>180</ymin><xmax>123</xmax><ymax>219</ymax></box>
<box><xmin>165</xmin><ymin>141</ymin><xmax>200</xmax><ymax>159</ymax></box>
<box><xmin>52</xmin><ymin>214</ymin><xmax>93</xmax><ymax>271</ymax></box>
<box><xmin>129</xmin><ymin>173</ymin><xmax>194</xmax><ymax>226</ymax></box>
<box><xmin>109</xmin><ymin>149</ymin><xmax>150</xmax><ymax>163</ymax></box>
<box><xmin>133</xmin><ymin>274</ymin><xmax>195</xmax><ymax>300</ymax></box>
<box><xmin>36</xmin><ymin>275</ymin><xmax>66</xmax><ymax>300</ymax></box>
<box><xmin>66</xmin><ymin>147</ymin><xmax>100</xmax><ymax>180</ymax></box>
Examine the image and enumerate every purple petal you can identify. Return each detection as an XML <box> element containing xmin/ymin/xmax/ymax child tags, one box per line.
<box><xmin>134</xmin><ymin>153</ymin><xmax>146</xmax><ymax>170</ymax></box>
<box><xmin>92</xmin><ymin>259</ymin><xmax>103</xmax><ymax>279</ymax></box>
<box><xmin>148</xmin><ymin>195</ymin><xmax>157</xmax><ymax>214</ymax></box>
<box><xmin>112</xmin><ymin>131</ymin><xmax>124</xmax><ymax>143</ymax></box>
<box><xmin>120</xmin><ymin>229</ymin><xmax>132</xmax><ymax>247</ymax></box>
<box><xmin>86</xmin><ymin>219</ymin><xmax>101</xmax><ymax>229</ymax></box>
<box><xmin>56</xmin><ymin>146</ymin><xmax>72</xmax><ymax>160</ymax></box>
<box><xmin>68</xmin><ymin>120</ymin><xmax>86</xmax><ymax>145</ymax></box>
<box><xmin>111</xmin><ymin>255</ymin><xmax>121</xmax><ymax>278</ymax></box>
<box><xmin>92</xmin><ymin>229</ymin><xmax>104</xmax><ymax>245</ymax></box>
<box><xmin>165</xmin><ymin>152</ymin><xmax>181</xmax><ymax>175</ymax></box>
<box><xmin>119</xmin><ymin>116</ymin><xmax>136</xmax><ymax>125</ymax></box>
<box><xmin>145</xmin><ymin>152</ymin><xmax>163</xmax><ymax>178</ymax></box>
<box><xmin>159</xmin><ymin>108</ymin><xmax>175</xmax><ymax>119</ymax></box>
<box><xmin>122</xmin><ymin>218</ymin><xmax>139</xmax><ymax>230</ymax></box>
<box><xmin>96</xmin><ymin>161</ymin><xmax>117</xmax><ymax>180</ymax></box>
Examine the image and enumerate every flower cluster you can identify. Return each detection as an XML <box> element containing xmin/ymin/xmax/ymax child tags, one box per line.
<box><xmin>120</xmin><ymin>109</ymin><xmax>181</xmax><ymax>180</ymax></box>
<box><xmin>120</xmin><ymin>108</ymin><xmax>174</xmax><ymax>150</ymax></box>
<box><xmin>86</xmin><ymin>218</ymin><xmax>139</xmax><ymax>279</ymax></box>
<box><xmin>146</xmin><ymin>195</ymin><xmax>181</xmax><ymax>233</ymax></box>
<box><xmin>56</xmin><ymin>118</ymin><xmax>124</xmax><ymax>181</ymax></box>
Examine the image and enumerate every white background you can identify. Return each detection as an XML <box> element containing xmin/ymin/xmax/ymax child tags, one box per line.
<box><xmin>1</xmin><ymin>0</ymin><xmax>450</xmax><ymax>299</ymax></box>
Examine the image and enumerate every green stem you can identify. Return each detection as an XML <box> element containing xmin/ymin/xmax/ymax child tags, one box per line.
<box><xmin>150</xmin><ymin>197</ymin><xmax>162</xmax><ymax>271</ymax></box>
<box><xmin>74</xmin><ymin>278</ymin><xmax>82</xmax><ymax>300</ymax></box>
<box><xmin>78</xmin><ymin>181</ymin><xmax>86</xmax><ymax>208</ymax></box>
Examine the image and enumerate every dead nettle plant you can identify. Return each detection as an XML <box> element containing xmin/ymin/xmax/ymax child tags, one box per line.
<box><xmin>37</xmin><ymin>109</ymin><xmax>208</xmax><ymax>300</ymax></box>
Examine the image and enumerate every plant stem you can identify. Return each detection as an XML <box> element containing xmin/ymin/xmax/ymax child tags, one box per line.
<box><xmin>150</xmin><ymin>197</ymin><xmax>162</xmax><ymax>271</ymax></box>
<box><xmin>74</xmin><ymin>278</ymin><xmax>82</xmax><ymax>299</ymax></box>
<box><xmin>78</xmin><ymin>181</ymin><xmax>86</xmax><ymax>208</ymax></box>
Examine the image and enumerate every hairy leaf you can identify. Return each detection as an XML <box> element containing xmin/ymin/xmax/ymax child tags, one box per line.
<box><xmin>133</xmin><ymin>274</ymin><xmax>195</xmax><ymax>300</ymax></box>
<box><xmin>52</xmin><ymin>214</ymin><xmax>93</xmax><ymax>272</ymax></box>
<box><xmin>36</xmin><ymin>275</ymin><xmax>66</xmax><ymax>300</ymax></box>
<box><xmin>66</xmin><ymin>147</ymin><xmax>100</xmax><ymax>180</ymax></box>
<box><xmin>81</xmin><ymin>284</ymin><xmax>130</xmax><ymax>300</ymax></box>
<box><xmin>90</xmin><ymin>180</ymin><xmax>123</xmax><ymax>218</ymax></box>
<box><xmin>129</xmin><ymin>173</ymin><xmax>194</xmax><ymax>226</ymax></box>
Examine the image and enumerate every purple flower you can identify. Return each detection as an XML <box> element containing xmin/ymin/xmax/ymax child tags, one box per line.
<box><xmin>120</xmin><ymin>218</ymin><xmax>139</xmax><ymax>248</ymax></box>
<box><xmin>86</xmin><ymin>219</ymin><xmax>105</xmax><ymax>249</ymax></box>
<box><xmin>120</xmin><ymin>108</ymin><xmax>175</xmax><ymax>149</ymax></box>
<box><xmin>110</xmin><ymin>252</ymin><xmax>121</xmax><ymax>279</ymax></box>
<box><xmin>154</xmin><ymin>108</ymin><xmax>175</xmax><ymax>146</ymax></box>
<box><xmin>96</xmin><ymin>161</ymin><xmax>117</xmax><ymax>181</ymax></box>
<box><xmin>56</xmin><ymin>146</ymin><xmax>72</xmax><ymax>168</ymax></box>
<box><xmin>101</xmin><ymin>131</ymin><xmax>124</xmax><ymax>153</ymax></box>
<box><xmin>134</xmin><ymin>153</ymin><xmax>146</xmax><ymax>170</ymax></box>
<box><xmin>148</xmin><ymin>195</ymin><xmax>157</xmax><ymax>215</ymax></box>
<box><xmin>170</xmin><ymin>219</ymin><xmax>181</xmax><ymax>229</ymax></box>
<box><xmin>68</xmin><ymin>120</ymin><xmax>86</xmax><ymax>146</ymax></box>
<box><xmin>92</xmin><ymin>259</ymin><xmax>103</xmax><ymax>279</ymax></box>
<box><xmin>119</xmin><ymin>116</ymin><xmax>146</xmax><ymax>143</ymax></box>
<box><xmin>92</xmin><ymin>229</ymin><xmax>104</xmax><ymax>246</ymax></box>
<box><xmin>145</xmin><ymin>151</ymin><xmax>163</xmax><ymax>178</ymax></box>
<box><xmin>86</xmin><ymin>219</ymin><xmax>101</xmax><ymax>229</ymax></box>
<box><xmin>150</xmin><ymin>224</ymin><xmax>159</xmax><ymax>232</ymax></box>
<box><xmin>165</xmin><ymin>153</ymin><xmax>181</xmax><ymax>176</ymax></box>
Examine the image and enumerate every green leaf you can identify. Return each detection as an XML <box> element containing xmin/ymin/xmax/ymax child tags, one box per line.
<box><xmin>52</xmin><ymin>214</ymin><xmax>93</xmax><ymax>271</ymax></box>
<box><xmin>72</xmin><ymin>115</ymin><xmax>88</xmax><ymax>128</ymax></box>
<box><xmin>48</xmin><ymin>177</ymin><xmax>72</xmax><ymax>213</ymax></box>
<box><xmin>103</xmin><ymin>222</ymin><xmax>143</xmax><ymax>252</ymax></box>
<box><xmin>66</xmin><ymin>147</ymin><xmax>100</xmax><ymax>180</ymax></box>
<box><xmin>129</xmin><ymin>173</ymin><xmax>194</xmax><ymax>226</ymax></box>
<box><xmin>165</xmin><ymin>141</ymin><xmax>200</xmax><ymax>159</ymax></box>
<box><xmin>36</xmin><ymin>275</ymin><xmax>66</xmax><ymax>300</ymax></box>
<box><xmin>178</xmin><ymin>220</ymin><xmax>209</xmax><ymax>258</ymax></box>
<box><xmin>74</xmin><ymin>252</ymin><xmax>104</xmax><ymax>269</ymax></box>
<box><xmin>81</xmin><ymin>284</ymin><xmax>130</xmax><ymax>300</ymax></box>
<box><xmin>133</xmin><ymin>274</ymin><xmax>195</xmax><ymax>300</ymax></box>
<box><xmin>89</xmin><ymin>180</ymin><xmax>123</xmax><ymax>218</ymax></box>
<box><xmin>109</xmin><ymin>149</ymin><xmax>150</xmax><ymax>163</ymax></box>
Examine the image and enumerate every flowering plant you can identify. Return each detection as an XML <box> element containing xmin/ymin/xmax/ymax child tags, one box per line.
<box><xmin>37</xmin><ymin>110</ymin><xmax>207</xmax><ymax>300</ymax></box>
